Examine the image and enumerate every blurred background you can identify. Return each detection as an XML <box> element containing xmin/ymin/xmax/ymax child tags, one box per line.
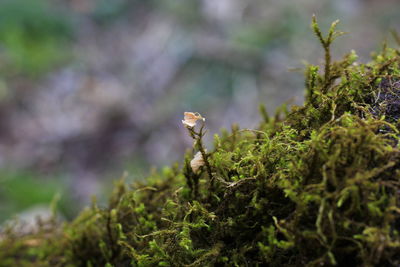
<box><xmin>0</xmin><ymin>0</ymin><xmax>399</xmax><ymax>222</ymax></box>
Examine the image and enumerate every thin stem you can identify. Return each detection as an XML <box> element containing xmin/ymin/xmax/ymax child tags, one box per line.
<box><xmin>186</xmin><ymin>122</ymin><xmax>213</xmax><ymax>190</ymax></box>
<box><xmin>197</xmin><ymin>136</ymin><xmax>213</xmax><ymax>189</ymax></box>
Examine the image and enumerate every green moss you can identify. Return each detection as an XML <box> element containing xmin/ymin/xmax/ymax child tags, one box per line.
<box><xmin>2</xmin><ymin>18</ymin><xmax>400</xmax><ymax>266</ymax></box>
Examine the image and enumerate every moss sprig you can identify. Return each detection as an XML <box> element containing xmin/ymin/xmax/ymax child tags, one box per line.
<box><xmin>312</xmin><ymin>15</ymin><xmax>346</xmax><ymax>93</ymax></box>
<box><xmin>182</xmin><ymin>112</ymin><xmax>214</xmax><ymax>193</ymax></box>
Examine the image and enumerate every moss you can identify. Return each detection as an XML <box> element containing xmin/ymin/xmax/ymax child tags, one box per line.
<box><xmin>2</xmin><ymin>17</ymin><xmax>400</xmax><ymax>266</ymax></box>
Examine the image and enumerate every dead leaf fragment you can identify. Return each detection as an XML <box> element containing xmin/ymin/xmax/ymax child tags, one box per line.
<box><xmin>182</xmin><ymin>112</ymin><xmax>205</xmax><ymax>128</ymax></box>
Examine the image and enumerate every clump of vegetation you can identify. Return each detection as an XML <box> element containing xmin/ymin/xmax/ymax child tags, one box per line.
<box><xmin>2</xmin><ymin>17</ymin><xmax>400</xmax><ymax>266</ymax></box>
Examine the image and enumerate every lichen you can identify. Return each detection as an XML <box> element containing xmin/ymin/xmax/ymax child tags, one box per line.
<box><xmin>2</xmin><ymin>17</ymin><xmax>400</xmax><ymax>266</ymax></box>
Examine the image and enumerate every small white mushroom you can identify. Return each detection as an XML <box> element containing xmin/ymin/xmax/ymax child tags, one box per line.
<box><xmin>190</xmin><ymin>151</ymin><xmax>205</xmax><ymax>173</ymax></box>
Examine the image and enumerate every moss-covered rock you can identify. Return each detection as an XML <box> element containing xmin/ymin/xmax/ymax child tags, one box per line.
<box><xmin>2</xmin><ymin>17</ymin><xmax>400</xmax><ymax>266</ymax></box>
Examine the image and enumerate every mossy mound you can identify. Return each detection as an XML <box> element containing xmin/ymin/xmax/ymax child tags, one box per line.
<box><xmin>2</xmin><ymin>18</ymin><xmax>400</xmax><ymax>267</ymax></box>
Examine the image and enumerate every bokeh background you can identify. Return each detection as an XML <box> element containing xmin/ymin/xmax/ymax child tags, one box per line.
<box><xmin>0</xmin><ymin>0</ymin><xmax>399</xmax><ymax>222</ymax></box>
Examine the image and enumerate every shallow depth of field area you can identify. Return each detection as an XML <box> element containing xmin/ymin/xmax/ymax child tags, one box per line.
<box><xmin>1</xmin><ymin>1</ymin><xmax>400</xmax><ymax>266</ymax></box>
